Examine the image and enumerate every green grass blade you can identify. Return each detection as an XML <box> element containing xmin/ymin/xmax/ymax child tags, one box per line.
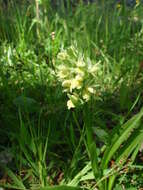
<box><xmin>2</xmin><ymin>167</ymin><xmax>26</xmax><ymax>190</ymax></box>
<box><xmin>84</xmin><ymin>106</ymin><xmax>99</xmax><ymax>178</ymax></box>
<box><xmin>108</xmin><ymin>130</ymin><xmax>143</xmax><ymax>190</ymax></box>
<box><xmin>68</xmin><ymin>162</ymin><xmax>92</xmax><ymax>186</ymax></box>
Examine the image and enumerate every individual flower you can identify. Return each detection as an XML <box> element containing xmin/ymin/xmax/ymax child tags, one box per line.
<box><xmin>67</xmin><ymin>93</ymin><xmax>79</xmax><ymax>109</ymax></box>
<box><xmin>62</xmin><ymin>80</ymin><xmax>71</xmax><ymax>89</ymax></box>
<box><xmin>87</xmin><ymin>87</ymin><xmax>94</xmax><ymax>94</ymax></box>
<box><xmin>67</xmin><ymin>100</ymin><xmax>75</xmax><ymax>109</ymax></box>
<box><xmin>74</xmin><ymin>68</ymin><xmax>85</xmax><ymax>77</ymax></box>
<box><xmin>57</xmin><ymin>65</ymin><xmax>70</xmax><ymax>79</ymax></box>
<box><xmin>57</xmin><ymin>50</ymin><xmax>68</xmax><ymax>60</ymax></box>
<box><xmin>70</xmin><ymin>78</ymin><xmax>83</xmax><ymax>92</ymax></box>
<box><xmin>76</xmin><ymin>58</ymin><xmax>86</xmax><ymax>68</ymax></box>
<box><xmin>75</xmin><ymin>75</ymin><xmax>83</xmax><ymax>82</ymax></box>
<box><xmin>82</xmin><ymin>87</ymin><xmax>94</xmax><ymax>102</ymax></box>
<box><xmin>82</xmin><ymin>91</ymin><xmax>90</xmax><ymax>102</ymax></box>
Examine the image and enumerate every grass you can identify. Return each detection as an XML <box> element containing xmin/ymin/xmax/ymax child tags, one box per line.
<box><xmin>0</xmin><ymin>0</ymin><xmax>143</xmax><ymax>189</ymax></box>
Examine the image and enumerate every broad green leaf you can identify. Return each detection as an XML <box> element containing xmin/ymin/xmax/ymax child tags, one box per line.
<box><xmin>116</xmin><ymin>128</ymin><xmax>143</xmax><ymax>163</ymax></box>
<box><xmin>108</xmin><ymin>128</ymin><xmax>143</xmax><ymax>190</ymax></box>
<box><xmin>101</xmin><ymin>108</ymin><xmax>143</xmax><ymax>169</ymax></box>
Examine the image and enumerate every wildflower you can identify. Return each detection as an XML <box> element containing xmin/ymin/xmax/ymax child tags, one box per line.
<box><xmin>62</xmin><ymin>80</ymin><xmax>71</xmax><ymax>89</ymax></box>
<box><xmin>57</xmin><ymin>71</ymin><xmax>66</xmax><ymax>79</ymax></box>
<box><xmin>57</xmin><ymin>50</ymin><xmax>68</xmax><ymax>60</ymax></box>
<box><xmin>57</xmin><ymin>70</ymin><xmax>68</xmax><ymax>79</ymax></box>
<box><xmin>87</xmin><ymin>87</ymin><xmax>94</xmax><ymax>94</ymax></box>
<box><xmin>67</xmin><ymin>100</ymin><xmax>75</xmax><ymax>109</ymax></box>
<box><xmin>74</xmin><ymin>68</ymin><xmax>85</xmax><ymax>77</ymax></box>
<box><xmin>57</xmin><ymin>65</ymin><xmax>69</xmax><ymax>79</ymax></box>
<box><xmin>56</xmin><ymin>45</ymin><xmax>104</xmax><ymax>109</ymax></box>
<box><xmin>83</xmin><ymin>91</ymin><xmax>90</xmax><ymax>102</ymax></box>
<box><xmin>75</xmin><ymin>75</ymin><xmax>83</xmax><ymax>82</ymax></box>
<box><xmin>70</xmin><ymin>78</ymin><xmax>82</xmax><ymax>91</ymax></box>
<box><xmin>67</xmin><ymin>93</ymin><xmax>79</xmax><ymax>109</ymax></box>
<box><xmin>82</xmin><ymin>87</ymin><xmax>94</xmax><ymax>102</ymax></box>
<box><xmin>57</xmin><ymin>65</ymin><xmax>68</xmax><ymax>71</ymax></box>
<box><xmin>76</xmin><ymin>58</ymin><xmax>86</xmax><ymax>68</ymax></box>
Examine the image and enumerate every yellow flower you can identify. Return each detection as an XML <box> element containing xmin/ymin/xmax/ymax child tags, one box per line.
<box><xmin>82</xmin><ymin>91</ymin><xmax>90</xmax><ymax>102</ymax></box>
<box><xmin>62</xmin><ymin>80</ymin><xmax>71</xmax><ymax>88</ymax></box>
<box><xmin>87</xmin><ymin>87</ymin><xmax>94</xmax><ymax>94</ymax></box>
<box><xmin>70</xmin><ymin>78</ymin><xmax>82</xmax><ymax>91</ymax></box>
<box><xmin>67</xmin><ymin>93</ymin><xmax>79</xmax><ymax>109</ymax></box>
<box><xmin>76</xmin><ymin>59</ymin><xmax>85</xmax><ymax>68</ymax></box>
<box><xmin>75</xmin><ymin>75</ymin><xmax>83</xmax><ymax>82</ymax></box>
<box><xmin>74</xmin><ymin>68</ymin><xmax>85</xmax><ymax>77</ymax></box>
<box><xmin>82</xmin><ymin>87</ymin><xmax>94</xmax><ymax>102</ymax></box>
<box><xmin>57</xmin><ymin>50</ymin><xmax>68</xmax><ymax>60</ymax></box>
<box><xmin>67</xmin><ymin>100</ymin><xmax>75</xmax><ymax>109</ymax></box>
<box><xmin>57</xmin><ymin>65</ymin><xmax>68</xmax><ymax>71</ymax></box>
<box><xmin>57</xmin><ymin>70</ymin><xmax>68</xmax><ymax>79</ymax></box>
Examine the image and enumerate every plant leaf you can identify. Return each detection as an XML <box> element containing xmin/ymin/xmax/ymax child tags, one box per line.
<box><xmin>101</xmin><ymin>108</ymin><xmax>143</xmax><ymax>169</ymax></box>
<box><xmin>40</xmin><ymin>185</ymin><xmax>87</xmax><ymax>190</ymax></box>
